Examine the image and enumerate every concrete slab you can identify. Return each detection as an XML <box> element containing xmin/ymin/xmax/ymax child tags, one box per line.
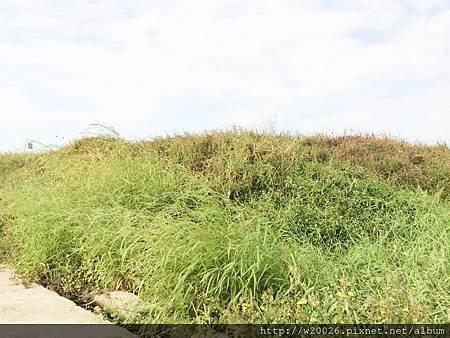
<box><xmin>0</xmin><ymin>267</ymin><xmax>135</xmax><ymax>337</ymax></box>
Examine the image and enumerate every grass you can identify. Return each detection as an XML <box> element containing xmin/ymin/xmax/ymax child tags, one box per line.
<box><xmin>0</xmin><ymin>130</ymin><xmax>449</xmax><ymax>323</ymax></box>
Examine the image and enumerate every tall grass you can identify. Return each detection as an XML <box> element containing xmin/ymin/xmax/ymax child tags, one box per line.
<box><xmin>0</xmin><ymin>131</ymin><xmax>449</xmax><ymax>323</ymax></box>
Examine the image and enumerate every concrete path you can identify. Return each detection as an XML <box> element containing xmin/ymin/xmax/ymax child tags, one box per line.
<box><xmin>0</xmin><ymin>267</ymin><xmax>135</xmax><ymax>337</ymax></box>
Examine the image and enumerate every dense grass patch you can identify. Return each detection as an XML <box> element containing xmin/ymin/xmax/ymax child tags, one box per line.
<box><xmin>0</xmin><ymin>131</ymin><xmax>449</xmax><ymax>323</ymax></box>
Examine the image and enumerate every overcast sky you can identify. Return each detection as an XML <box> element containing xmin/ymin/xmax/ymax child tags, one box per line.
<box><xmin>1</xmin><ymin>0</ymin><xmax>449</xmax><ymax>151</ymax></box>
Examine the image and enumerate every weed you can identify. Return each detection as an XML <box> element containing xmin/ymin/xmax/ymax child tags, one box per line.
<box><xmin>0</xmin><ymin>131</ymin><xmax>448</xmax><ymax>323</ymax></box>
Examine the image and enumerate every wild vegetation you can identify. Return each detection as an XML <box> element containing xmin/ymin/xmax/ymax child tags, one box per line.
<box><xmin>0</xmin><ymin>131</ymin><xmax>449</xmax><ymax>323</ymax></box>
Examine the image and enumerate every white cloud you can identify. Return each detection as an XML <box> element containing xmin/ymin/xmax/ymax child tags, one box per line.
<box><xmin>1</xmin><ymin>0</ymin><xmax>449</xmax><ymax>151</ymax></box>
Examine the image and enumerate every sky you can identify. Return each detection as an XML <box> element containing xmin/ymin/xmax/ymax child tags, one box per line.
<box><xmin>1</xmin><ymin>0</ymin><xmax>449</xmax><ymax>151</ymax></box>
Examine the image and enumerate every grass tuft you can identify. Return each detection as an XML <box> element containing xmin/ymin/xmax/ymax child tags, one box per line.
<box><xmin>0</xmin><ymin>131</ymin><xmax>449</xmax><ymax>323</ymax></box>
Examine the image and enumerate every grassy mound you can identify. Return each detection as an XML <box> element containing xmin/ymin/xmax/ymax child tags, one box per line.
<box><xmin>0</xmin><ymin>131</ymin><xmax>449</xmax><ymax>323</ymax></box>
